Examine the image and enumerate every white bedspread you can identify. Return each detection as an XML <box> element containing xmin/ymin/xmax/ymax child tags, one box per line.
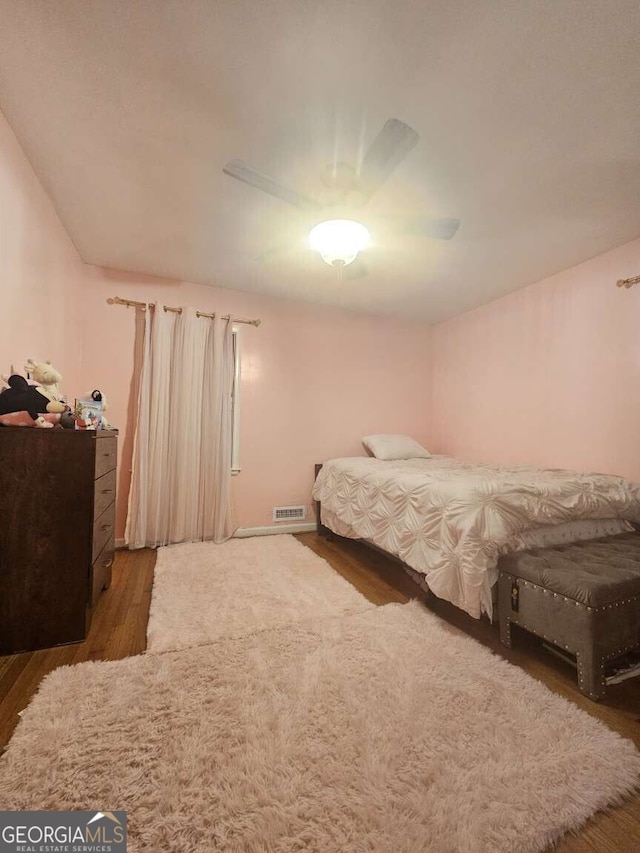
<box><xmin>312</xmin><ymin>456</ymin><xmax>640</xmax><ymax>619</ymax></box>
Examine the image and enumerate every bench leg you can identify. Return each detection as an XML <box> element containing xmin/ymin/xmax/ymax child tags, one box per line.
<box><xmin>499</xmin><ymin>613</ymin><xmax>512</xmax><ymax>649</ymax></box>
<box><xmin>576</xmin><ymin>647</ymin><xmax>606</xmax><ymax>701</ymax></box>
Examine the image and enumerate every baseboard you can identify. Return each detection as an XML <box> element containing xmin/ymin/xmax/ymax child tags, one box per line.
<box><xmin>234</xmin><ymin>522</ymin><xmax>317</xmax><ymax>538</ymax></box>
<box><xmin>115</xmin><ymin>526</ymin><xmax>317</xmax><ymax>547</ymax></box>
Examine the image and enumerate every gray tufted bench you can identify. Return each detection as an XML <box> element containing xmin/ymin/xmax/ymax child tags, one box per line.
<box><xmin>498</xmin><ymin>533</ymin><xmax>640</xmax><ymax>701</ymax></box>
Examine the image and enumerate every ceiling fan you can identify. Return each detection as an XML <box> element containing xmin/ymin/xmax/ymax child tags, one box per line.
<box><xmin>222</xmin><ymin>118</ymin><xmax>460</xmax><ymax>277</ymax></box>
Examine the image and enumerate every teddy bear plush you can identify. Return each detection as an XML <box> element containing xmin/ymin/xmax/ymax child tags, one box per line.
<box><xmin>24</xmin><ymin>359</ymin><xmax>65</xmax><ymax>408</ymax></box>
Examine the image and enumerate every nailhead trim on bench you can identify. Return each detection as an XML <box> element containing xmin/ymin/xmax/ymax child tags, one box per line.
<box><xmin>499</xmin><ymin>572</ymin><xmax>640</xmax><ymax>611</ymax></box>
<box><xmin>499</xmin><ymin>569</ymin><xmax>640</xmax><ymax>699</ymax></box>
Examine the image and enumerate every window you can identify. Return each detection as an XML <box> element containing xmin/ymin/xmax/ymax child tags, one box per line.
<box><xmin>231</xmin><ymin>327</ymin><xmax>241</xmax><ymax>474</ymax></box>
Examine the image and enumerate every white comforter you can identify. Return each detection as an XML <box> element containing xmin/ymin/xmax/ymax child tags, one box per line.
<box><xmin>312</xmin><ymin>456</ymin><xmax>640</xmax><ymax>619</ymax></box>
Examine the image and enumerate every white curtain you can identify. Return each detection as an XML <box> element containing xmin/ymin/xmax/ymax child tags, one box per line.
<box><xmin>125</xmin><ymin>304</ymin><xmax>236</xmax><ymax>548</ymax></box>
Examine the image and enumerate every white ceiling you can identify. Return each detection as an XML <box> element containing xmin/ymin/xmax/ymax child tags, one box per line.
<box><xmin>1</xmin><ymin>0</ymin><xmax>639</xmax><ymax>323</ymax></box>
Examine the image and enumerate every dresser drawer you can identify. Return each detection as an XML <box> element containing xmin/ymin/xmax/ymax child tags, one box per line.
<box><xmin>92</xmin><ymin>503</ymin><xmax>115</xmax><ymax>564</ymax></box>
<box><xmin>94</xmin><ymin>469</ymin><xmax>117</xmax><ymax>520</ymax></box>
<box><xmin>94</xmin><ymin>436</ymin><xmax>117</xmax><ymax>479</ymax></box>
<box><xmin>91</xmin><ymin>541</ymin><xmax>114</xmax><ymax>605</ymax></box>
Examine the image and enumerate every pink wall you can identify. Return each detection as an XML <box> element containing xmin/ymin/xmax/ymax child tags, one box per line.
<box><xmin>430</xmin><ymin>238</ymin><xmax>640</xmax><ymax>482</ymax></box>
<box><xmin>79</xmin><ymin>267</ymin><xmax>433</xmax><ymax>537</ymax></box>
<box><xmin>0</xmin><ymin>109</ymin><xmax>83</xmax><ymax>393</ymax></box>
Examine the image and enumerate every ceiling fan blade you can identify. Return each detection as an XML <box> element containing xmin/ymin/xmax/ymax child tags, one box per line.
<box><xmin>253</xmin><ymin>243</ymin><xmax>288</xmax><ymax>263</ymax></box>
<box><xmin>343</xmin><ymin>257</ymin><xmax>369</xmax><ymax>279</ymax></box>
<box><xmin>358</xmin><ymin>119</ymin><xmax>420</xmax><ymax>196</ymax></box>
<box><xmin>223</xmin><ymin>159</ymin><xmax>319</xmax><ymax>209</ymax></box>
<box><xmin>255</xmin><ymin>242</ymin><xmax>316</xmax><ymax>264</ymax></box>
<box><xmin>402</xmin><ymin>216</ymin><xmax>461</xmax><ymax>240</ymax></box>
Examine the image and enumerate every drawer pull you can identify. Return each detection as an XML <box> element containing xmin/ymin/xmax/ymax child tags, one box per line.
<box><xmin>102</xmin><ymin>452</ymin><xmax>112</xmax><ymax>457</ymax></box>
<box><xmin>101</xmin><ymin>488</ymin><xmax>113</xmax><ymax>494</ymax></box>
<box><xmin>104</xmin><ymin>559</ymin><xmax>113</xmax><ymax>569</ymax></box>
<box><xmin>101</xmin><ymin>523</ymin><xmax>111</xmax><ymax>531</ymax></box>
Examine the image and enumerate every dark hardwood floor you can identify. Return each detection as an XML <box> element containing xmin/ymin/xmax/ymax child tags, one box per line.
<box><xmin>1</xmin><ymin>532</ymin><xmax>638</xmax><ymax>852</ymax></box>
<box><xmin>0</xmin><ymin>548</ymin><xmax>155</xmax><ymax>751</ymax></box>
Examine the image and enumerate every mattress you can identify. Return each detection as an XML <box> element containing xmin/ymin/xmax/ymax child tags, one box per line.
<box><xmin>312</xmin><ymin>456</ymin><xmax>640</xmax><ymax>619</ymax></box>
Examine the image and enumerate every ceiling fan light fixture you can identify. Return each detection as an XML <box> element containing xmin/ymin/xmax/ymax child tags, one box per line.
<box><xmin>308</xmin><ymin>219</ymin><xmax>370</xmax><ymax>267</ymax></box>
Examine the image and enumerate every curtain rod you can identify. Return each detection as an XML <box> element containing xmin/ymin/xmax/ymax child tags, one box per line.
<box><xmin>616</xmin><ymin>275</ymin><xmax>640</xmax><ymax>289</ymax></box>
<box><xmin>107</xmin><ymin>295</ymin><xmax>261</xmax><ymax>326</ymax></box>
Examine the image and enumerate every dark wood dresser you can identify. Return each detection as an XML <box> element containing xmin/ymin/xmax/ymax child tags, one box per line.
<box><xmin>0</xmin><ymin>429</ymin><xmax>117</xmax><ymax>654</ymax></box>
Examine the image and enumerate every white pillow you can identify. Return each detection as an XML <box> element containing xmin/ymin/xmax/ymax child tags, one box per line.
<box><xmin>362</xmin><ymin>434</ymin><xmax>430</xmax><ymax>461</ymax></box>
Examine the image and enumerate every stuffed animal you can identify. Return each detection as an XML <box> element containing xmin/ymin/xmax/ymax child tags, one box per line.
<box><xmin>0</xmin><ymin>375</ymin><xmax>64</xmax><ymax>417</ymax></box>
<box><xmin>78</xmin><ymin>388</ymin><xmax>112</xmax><ymax>429</ymax></box>
<box><xmin>24</xmin><ymin>359</ymin><xmax>64</xmax><ymax>406</ymax></box>
<box><xmin>0</xmin><ymin>411</ymin><xmax>55</xmax><ymax>428</ymax></box>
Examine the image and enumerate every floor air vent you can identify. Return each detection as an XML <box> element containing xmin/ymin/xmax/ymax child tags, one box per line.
<box><xmin>273</xmin><ymin>505</ymin><xmax>306</xmax><ymax>522</ymax></box>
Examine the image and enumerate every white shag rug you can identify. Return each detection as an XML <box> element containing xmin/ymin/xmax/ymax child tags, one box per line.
<box><xmin>2</xmin><ymin>602</ymin><xmax>639</xmax><ymax>853</ymax></box>
<box><xmin>146</xmin><ymin>534</ymin><xmax>373</xmax><ymax>653</ymax></box>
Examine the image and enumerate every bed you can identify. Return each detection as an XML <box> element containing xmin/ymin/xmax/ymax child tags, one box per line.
<box><xmin>312</xmin><ymin>454</ymin><xmax>640</xmax><ymax>620</ymax></box>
